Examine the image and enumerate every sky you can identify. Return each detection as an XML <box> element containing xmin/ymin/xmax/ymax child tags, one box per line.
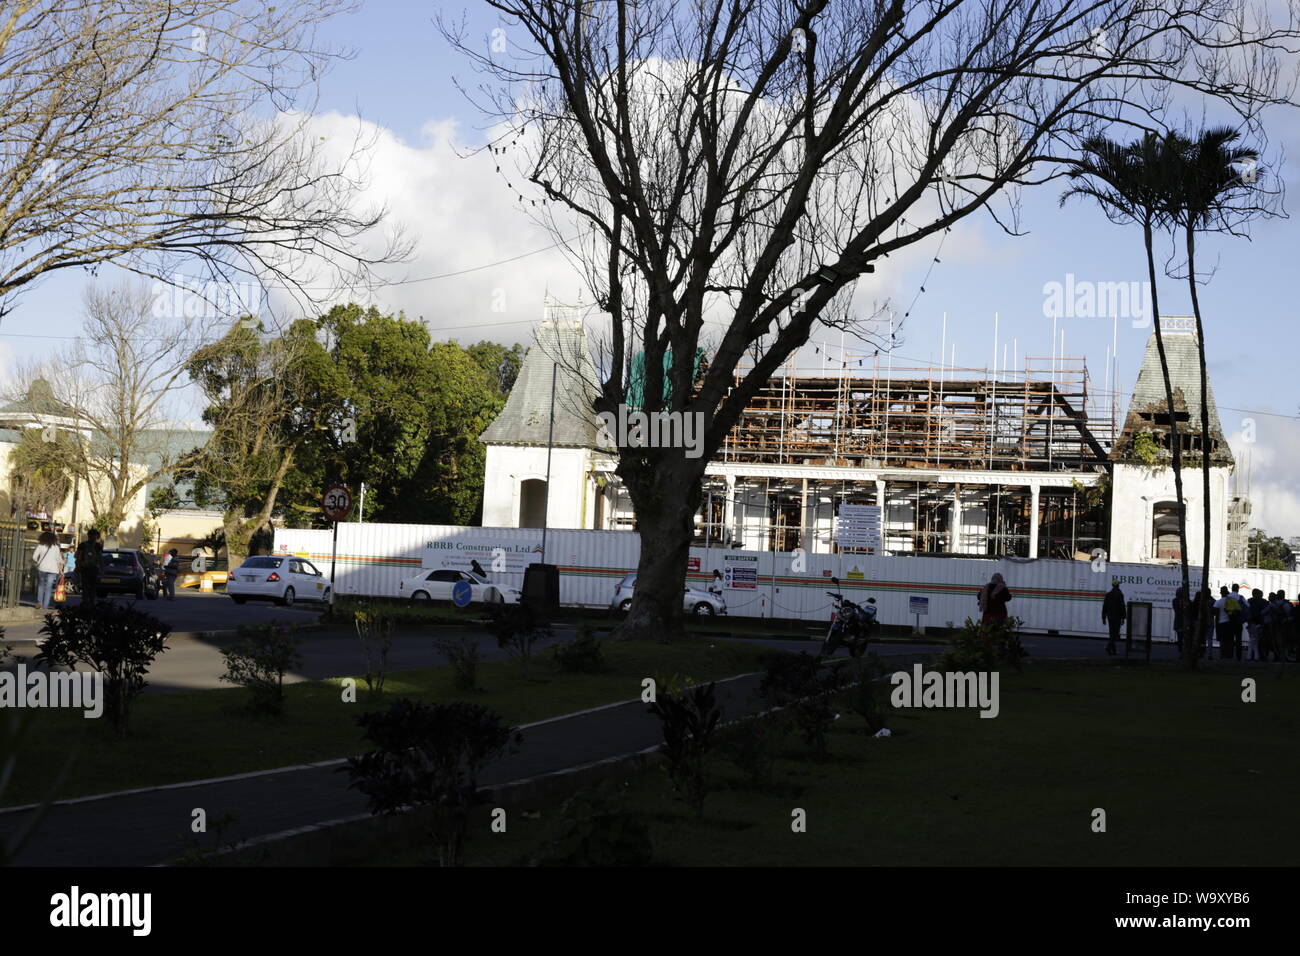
<box><xmin>3</xmin><ymin>0</ymin><xmax>1299</xmax><ymax>539</ymax></box>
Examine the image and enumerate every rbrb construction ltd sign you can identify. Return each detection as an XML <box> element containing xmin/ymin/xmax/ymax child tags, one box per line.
<box><xmin>423</xmin><ymin>538</ymin><xmax>542</xmax><ymax>574</ymax></box>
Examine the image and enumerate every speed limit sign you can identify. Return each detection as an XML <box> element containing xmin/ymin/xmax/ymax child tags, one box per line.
<box><xmin>322</xmin><ymin>484</ymin><xmax>353</xmax><ymax>522</ymax></box>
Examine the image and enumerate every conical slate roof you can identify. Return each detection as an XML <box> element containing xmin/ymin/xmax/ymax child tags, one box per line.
<box><xmin>1112</xmin><ymin>318</ymin><xmax>1233</xmax><ymax>466</ymax></box>
<box><xmin>0</xmin><ymin>378</ymin><xmax>79</xmax><ymax>419</ymax></box>
<box><xmin>480</xmin><ymin>309</ymin><xmax>610</xmax><ymax>449</ymax></box>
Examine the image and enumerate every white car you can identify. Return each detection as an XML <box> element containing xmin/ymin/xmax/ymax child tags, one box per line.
<box><xmin>397</xmin><ymin>568</ymin><xmax>521</xmax><ymax>605</ymax></box>
<box><xmin>610</xmin><ymin>572</ymin><xmax>727</xmax><ymax>617</ymax></box>
<box><xmin>227</xmin><ymin>555</ymin><xmax>331</xmax><ymax>606</ymax></box>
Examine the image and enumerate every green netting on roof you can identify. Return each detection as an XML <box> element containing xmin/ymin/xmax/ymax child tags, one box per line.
<box><xmin>626</xmin><ymin>347</ymin><xmax>706</xmax><ymax>410</ymax></box>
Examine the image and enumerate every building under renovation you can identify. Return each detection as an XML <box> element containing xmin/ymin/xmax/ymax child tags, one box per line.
<box><xmin>480</xmin><ymin>310</ymin><xmax>1247</xmax><ymax>566</ymax></box>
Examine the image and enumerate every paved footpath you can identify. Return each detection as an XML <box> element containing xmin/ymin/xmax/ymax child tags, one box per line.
<box><xmin>1</xmin><ymin>669</ymin><xmax>800</xmax><ymax>866</ymax></box>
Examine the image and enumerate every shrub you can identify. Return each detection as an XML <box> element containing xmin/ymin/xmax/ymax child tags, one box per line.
<box><xmin>552</xmin><ymin>624</ymin><xmax>607</xmax><ymax>674</ymax></box>
<box><xmin>648</xmin><ymin>681</ymin><xmax>722</xmax><ymax>818</ymax></box>
<box><xmin>839</xmin><ymin>654</ymin><xmax>891</xmax><ymax>735</ymax></box>
<box><xmin>485</xmin><ymin>602</ymin><xmax>551</xmax><ymax>677</ymax></box>
<box><xmin>538</xmin><ymin>786</ymin><xmax>653</xmax><ymax>866</ymax></box>
<box><xmin>756</xmin><ymin>651</ymin><xmax>822</xmax><ymax>708</ymax></box>
<box><xmin>719</xmin><ymin>715</ymin><xmax>779</xmax><ymax>790</ymax></box>
<box><xmin>435</xmin><ymin>632</ymin><xmax>484</xmax><ymax>692</ymax></box>
<box><xmin>941</xmin><ymin>617</ymin><xmax>1027</xmax><ymax>672</ymax></box>
<box><xmin>352</xmin><ymin>605</ymin><xmax>395</xmax><ymax>696</ymax></box>
<box><xmin>343</xmin><ymin>698</ymin><xmax>519</xmax><ymax>866</ymax></box>
<box><xmin>219</xmin><ymin>623</ymin><xmax>304</xmax><ymax>714</ymax></box>
<box><xmin>756</xmin><ymin>651</ymin><xmax>844</xmax><ymax>761</ymax></box>
<box><xmin>36</xmin><ymin>602</ymin><xmax>170</xmax><ymax>734</ymax></box>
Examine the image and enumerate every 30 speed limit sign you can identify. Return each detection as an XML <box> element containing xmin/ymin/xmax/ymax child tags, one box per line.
<box><xmin>322</xmin><ymin>484</ymin><xmax>353</xmax><ymax>522</ymax></box>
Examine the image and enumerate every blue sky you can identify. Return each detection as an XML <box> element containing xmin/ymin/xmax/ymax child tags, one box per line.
<box><xmin>4</xmin><ymin>1</ymin><xmax>1299</xmax><ymax>536</ymax></box>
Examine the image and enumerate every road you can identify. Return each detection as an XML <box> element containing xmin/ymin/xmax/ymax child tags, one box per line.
<box><xmin>1</xmin><ymin>589</ymin><xmax>1182</xmax><ymax>694</ymax></box>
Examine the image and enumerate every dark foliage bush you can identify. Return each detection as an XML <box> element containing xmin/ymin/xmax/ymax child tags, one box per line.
<box><xmin>485</xmin><ymin>602</ymin><xmax>551</xmax><ymax>676</ymax></box>
<box><xmin>552</xmin><ymin>624</ymin><xmax>607</xmax><ymax>674</ymax></box>
<box><xmin>219</xmin><ymin>623</ymin><xmax>304</xmax><ymax>714</ymax></box>
<box><xmin>344</xmin><ymin>698</ymin><xmax>519</xmax><ymax>866</ymax></box>
<box><xmin>941</xmin><ymin>617</ymin><xmax>1027</xmax><ymax>671</ymax></box>
<box><xmin>648</xmin><ymin>681</ymin><xmax>722</xmax><ymax>817</ymax></box>
<box><xmin>435</xmin><ymin>632</ymin><xmax>483</xmax><ymax>692</ymax></box>
<box><xmin>36</xmin><ymin>601</ymin><xmax>170</xmax><ymax>734</ymax></box>
<box><xmin>839</xmin><ymin>654</ymin><xmax>891</xmax><ymax>735</ymax></box>
<box><xmin>719</xmin><ymin>715</ymin><xmax>779</xmax><ymax>790</ymax></box>
<box><xmin>538</xmin><ymin>786</ymin><xmax>653</xmax><ymax>866</ymax></box>
<box><xmin>757</xmin><ymin>651</ymin><xmax>845</xmax><ymax>761</ymax></box>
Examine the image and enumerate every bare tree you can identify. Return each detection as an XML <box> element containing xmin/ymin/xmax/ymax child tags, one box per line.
<box><xmin>33</xmin><ymin>283</ymin><xmax>206</xmax><ymax>536</ymax></box>
<box><xmin>445</xmin><ymin>0</ymin><xmax>1300</xmax><ymax>640</ymax></box>
<box><xmin>0</xmin><ymin>0</ymin><xmax>408</xmax><ymax>322</ymax></box>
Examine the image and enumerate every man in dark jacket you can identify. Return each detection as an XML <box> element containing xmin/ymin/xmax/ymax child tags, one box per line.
<box><xmin>1102</xmin><ymin>580</ymin><xmax>1126</xmax><ymax>656</ymax></box>
<box><xmin>1246</xmin><ymin>588</ymin><xmax>1268</xmax><ymax>661</ymax></box>
<box><xmin>74</xmin><ymin>529</ymin><xmax>103</xmax><ymax>605</ymax></box>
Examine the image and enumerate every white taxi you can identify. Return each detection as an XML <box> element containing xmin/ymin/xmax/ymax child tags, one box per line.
<box><xmin>397</xmin><ymin>568</ymin><xmax>520</xmax><ymax>605</ymax></box>
<box><xmin>227</xmin><ymin>555</ymin><xmax>331</xmax><ymax>606</ymax></box>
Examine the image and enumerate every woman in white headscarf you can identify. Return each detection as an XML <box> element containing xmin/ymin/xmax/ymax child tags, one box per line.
<box><xmin>977</xmin><ymin>572</ymin><xmax>1012</xmax><ymax>624</ymax></box>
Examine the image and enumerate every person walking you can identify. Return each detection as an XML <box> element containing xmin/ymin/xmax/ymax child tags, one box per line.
<box><xmin>75</xmin><ymin>529</ymin><xmax>104</xmax><ymax>606</ymax></box>
<box><xmin>1226</xmin><ymin>584</ymin><xmax>1246</xmax><ymax>661</ymax></box>
<box><xmin>1246</xmin><ymin>588</ymin><xmax>1268</xmax><ymax>662</ymax></box>
<box><xmin>63</xmin><ymin>545</ymin><xmax>76</xmax><ymax>595</ymax></box>
<box><xmin>31</xmin><ymin>531</ymin><xmax>63</xmax><ymax>610</ymax></box>
<box><xmin>1173</xmin><ymin>586</ymin><xmax>1191</xmax><ymax>654</ymax></box>
<box><xmin>1102</xmin><ymin>580</ymin><xmax>1126</xmax><ymax>656</ymax></box>
<box><xmin>977</xmin><ymin>572</ymin><xmax>1013</xmax><ymax>624</ymax></box>
<box><xmin>160</xmin><ymin>548</ymin><xmax>180</xmax><ymax>600</ymax></box>
<box><xmin>1212</xmin><ymin>586</ymin><xmax>1233</xmax><ymax>660</ymax></box>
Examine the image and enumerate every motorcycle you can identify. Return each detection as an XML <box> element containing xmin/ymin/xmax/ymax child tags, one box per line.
<box><xmin>820</xmin><ymin>576</ymin><xmax>878</xmax><ymax>657</ymax></box>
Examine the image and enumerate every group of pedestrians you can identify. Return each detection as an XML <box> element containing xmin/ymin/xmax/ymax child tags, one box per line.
<box><xmin>1172</xmin><ymin>583</ymin><xmax>1295</xmax><ymax>661</ymax></box>
<box><xmin>27</xmin><ymin>530</ymin><xmax>183</xmax><ymax>609</ymax></box>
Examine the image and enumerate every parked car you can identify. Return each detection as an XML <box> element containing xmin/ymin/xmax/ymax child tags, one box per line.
<box><xmin>397</xmin><ymin>568</ymin><xmax>520</xmax><ymax>605</ymax></box>
<box><xmin>227</xmin><ymin>555</ymin><xmax>330</xmax><ymax>606</ymax></box>
<box><xmin>610</xmin><ymin>572</ymin><xmax>727</xmax><ymax>617</ymax></box>
<box><xmin>97</xmin><ymin>549</ymin><xmax>163</xmax><ymax>600</ymax></box>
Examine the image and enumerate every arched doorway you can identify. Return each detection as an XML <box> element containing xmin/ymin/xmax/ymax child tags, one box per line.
<box><xmin>519</xmin><ymin>479</ymin><xmax>548</xmax><ymax>529</ymax></box>
<box><xmin>1152</xmin><ymin>501</ymin><xmax>1183</xmax><ymax>561</ymax></box>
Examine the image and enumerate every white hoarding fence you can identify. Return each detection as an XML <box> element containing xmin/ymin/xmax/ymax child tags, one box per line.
<box><xmin>271</xmin><ymin>522</ymin><xmax>1300</xmax><ymax>641</ymax></box>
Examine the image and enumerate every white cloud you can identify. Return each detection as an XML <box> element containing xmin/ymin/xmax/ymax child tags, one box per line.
<box><xmin>1228</xmin><ymin>417</ymin><xmax>1300</xmax><ymax>540</ymax></box>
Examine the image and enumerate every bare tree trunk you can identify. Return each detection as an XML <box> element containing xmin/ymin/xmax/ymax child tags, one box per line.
<box><xmin>1143</xmin><ymin>220</ymin><xmax>1196</xmax><ymax>668</ymax></box>
<box><xmin>618</xmin><ymin>457</ymin><xmax>704</xmax><ymax>642</ymax></box>
<box><xmin>1186</xmin><ymin>226</ymin><xmax>1214</xmax><ymax>661</ymax></box>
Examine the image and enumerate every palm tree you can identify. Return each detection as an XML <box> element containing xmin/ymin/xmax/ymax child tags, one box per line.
<box><xmin>1062</xmin><ymin>133</ymin><xmax>1196</xmax><ymax>666</ymax></box>
<box><xmin>1162</xmin><ymin>127</ymin><xmax>1260</xmax><ymax>657</ymax></box>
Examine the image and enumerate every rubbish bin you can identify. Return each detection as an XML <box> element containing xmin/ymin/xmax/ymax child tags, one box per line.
<box><xmin>522</xmin><ymin>563</ymin><xmax>560</xmax><ymax>616</ymax></box>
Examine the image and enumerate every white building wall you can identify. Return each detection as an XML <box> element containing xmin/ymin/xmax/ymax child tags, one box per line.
<box><xmin>1109</xmin><ymin>462</ymin><xmax>1231</xmax><ymax>566</ymax></box>
<box><xmin>481</xmin><ymin>444</ymin><xmax>597</xmax><ymax>529</ymax></box>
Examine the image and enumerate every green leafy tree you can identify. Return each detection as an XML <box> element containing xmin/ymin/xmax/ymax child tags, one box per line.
<box><xmin>1246</xmin><ymin>529</ymin><xmax>1290</xmax><ymax>571</ymax></box>
<box><xmin>283</xmin><ymin>307</ymin><xmax>506</xmax><ymax>526</ymax></box>
<box><xmin>184</xmin><ymin>321</ymin><xmax>336</xmax><ymax>564</ymax></box>
<box><xmin>467</xmin><ymin>341</ymin><xmax>525</xmax><ymax>395</ymax></box>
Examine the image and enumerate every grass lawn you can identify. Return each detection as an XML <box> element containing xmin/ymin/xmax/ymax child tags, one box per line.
<box><xmin>393</xmin><ymin>660</ymin><xmax>1299</xmax><ymax>866</ymax></box>
<box><xmin>2</xmin><ymin>637</ymin><xmax>769</xmax><ymax>807</ymax></box>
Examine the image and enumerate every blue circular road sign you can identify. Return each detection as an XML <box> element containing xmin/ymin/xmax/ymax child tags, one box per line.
<box><xmin>452</xmin><ymin>580</ymin><xmax>473</xmax><ymax>608</ymax></box>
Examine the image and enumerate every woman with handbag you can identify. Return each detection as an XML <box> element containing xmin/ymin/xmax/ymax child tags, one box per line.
<box><xmin>32</xmin><ymin>530</ymin><xmax>64</xmax><ymax>610</ymax></box>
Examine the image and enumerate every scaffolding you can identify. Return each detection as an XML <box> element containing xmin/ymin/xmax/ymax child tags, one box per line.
<box><xmin>720</xmin><ymin>354</ymin><xmax>1116</xmax><ymax>472</ymax></box>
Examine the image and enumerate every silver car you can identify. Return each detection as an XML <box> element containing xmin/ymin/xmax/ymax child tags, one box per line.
<box><xmin>610</xmin><ymin>572</ymin><xmax>727</xmax><ymax>617</ymax></box>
